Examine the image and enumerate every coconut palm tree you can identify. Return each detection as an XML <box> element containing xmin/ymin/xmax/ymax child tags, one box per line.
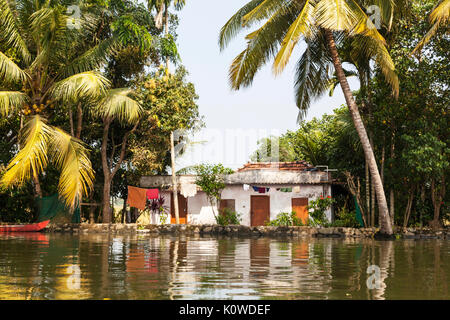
<box><xmin>0</xmin><ymin>0</ymin><xmax>140</xmax><ymax>209</ymax></box>
<box><xmin>412</xmin><ymin>0</ymin><xmax>449</xmax><ymax>55</ymax></box>
<box><xmin>148</xmin><ymin>0</ymin><xmax>186</xmax><ymax>224</ymax></box>
<box><xmin>219</xmin><ymin>0</ymin><xmax>402</xmax><ymax>235</ymax></box>
<box><xmin>148</xmin><ymin>0</ymin><xmax>186</xmax><ymax>30</ymax></box>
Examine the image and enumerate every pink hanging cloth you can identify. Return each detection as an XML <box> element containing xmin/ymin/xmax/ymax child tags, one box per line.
<box><xmin>146</xmin><ymin>189</ymin><xmax>159</xmax><ymax>200</ymax></box>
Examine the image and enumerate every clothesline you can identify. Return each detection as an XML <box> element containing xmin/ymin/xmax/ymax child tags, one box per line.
<box><xmin>243</xmin><ymin>184</ymin><xmax>301</xmax><ymax>193</ymax></box>
<box><xmin>127</xmin><ymin>186</ymin><xmax>159</xmax><ymax>210</ymax></box>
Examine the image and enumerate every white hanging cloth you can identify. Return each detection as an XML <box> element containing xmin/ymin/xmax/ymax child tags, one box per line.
<box><xmin>180</xmin><ymin>183</ymin><xmax>198</xmax><ymax>198</ymax></box>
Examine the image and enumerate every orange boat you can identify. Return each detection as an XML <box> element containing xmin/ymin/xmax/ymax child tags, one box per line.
<box><xmin>0</xmin><ymin>220</ymin><xmax>50</xmax><ymax>232</ymax></box>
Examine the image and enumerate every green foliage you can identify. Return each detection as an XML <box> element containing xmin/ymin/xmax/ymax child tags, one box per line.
<box><xmin>266</xmin><ymin>211</ymin><xmax>304</xmax><ymax>227</ymax></box>
<box><xmin>193</xmin><ymin>163</ymin><xmax>234</xmax><ymax>216</ymax></box>
<box><xmin>216</xmin><ymin>208</ymin><xmax>241</xmax><ymax>226</ymax></box>
<box><xmin>331</xmin><ymin>208</ymin><xmax>360</xmax><ymax>228</ymax></box>
<box><xmin>130</xmin><ymin>66</ymin><xmax>203</xmax><ymax>175</ymax></box>
<box><xmin>308</xmin><ymin>197</ymin><xmax>334</xmax><ymax>227</ymax></box>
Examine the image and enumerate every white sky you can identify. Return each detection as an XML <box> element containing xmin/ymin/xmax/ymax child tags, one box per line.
<box><xmin>173</xmin><ymin>0</ymin><xmax>360</xmax><ymax>170</ymax></box>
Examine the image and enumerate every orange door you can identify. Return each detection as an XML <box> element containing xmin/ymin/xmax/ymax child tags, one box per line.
<box><xmin>170</xmin><ymin>193</ymin><xmax>188</xmax><ymax>224</ymax></box>
<box><xmin>292</xmin><ymin>198</ymin><xmax>308</xmax><ymax>224</ymax></box>
<box><xmin>250</xmin><ymin>196</ymin><xmax>270</xmax><ymax>226</ymax></box>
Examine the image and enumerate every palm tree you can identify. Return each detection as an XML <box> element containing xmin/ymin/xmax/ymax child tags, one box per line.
<box><xmin>0</xmin><ymin>0</ymin><xmax>140</xmax><ymax>210</ymax></box>
<box><xmin>148</xmin><ymin>0</ymin><xmax>186</xmax><ymax>30</ymax></box>
<box><xmin>412</xmin><ymin>0</ymin><xmax>449</xmax><ymax>55</ymax></box>
<box><xmin>219</xmin><ymin>0</ymin><xmax>402</xmax><ymax>235</ymax></box>
<box><xmin>148</xmin><ymin>0</ymin><xmax>186</xmax><ymax>224</ymax></box>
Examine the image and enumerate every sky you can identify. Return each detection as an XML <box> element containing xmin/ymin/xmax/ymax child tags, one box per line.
<box><xmin>173</xmin><ymin>0</ymin><xmax>360</xmax><ymax>170</ymax></box>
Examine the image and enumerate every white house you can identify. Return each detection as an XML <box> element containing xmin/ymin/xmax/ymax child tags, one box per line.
<box><xmin>139</xmin><ymin>161</ymin><xmax>333</xmax><ymax>226</ymax></box>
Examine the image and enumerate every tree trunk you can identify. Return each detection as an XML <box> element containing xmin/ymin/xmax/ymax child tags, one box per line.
<box><xmin>170</xmin><ymin>131</ymin><xmax>180</xmax><ymax>224</ymax></box>
<box><xmin>101</xmin><ymin>117</ymin><xmax>112</xmax><ymax>223</ymax></box>
<box><xmin>402</xmin><ymin>185</ymin><xmax>415</xmax><ymax>230</ymax></box>
<box><xmin>75</xmin><ymin>102</ymin><xmax>83</xmax><ymax>139</ymax></box>
<box><xmin>32</xmin><ymin>174</ymin><xmax>43</xmax><ymax>198</ymax></box>
<box><xmin>324</xmin><ymin>29</ymin><xmax>392</xmax><ymax>235</ymax></box>
<box><xmin>365</xmin><ymin>159</ymin><xmax>371</xmax><ymax>226</ymax></box>
<box><xmin>389</xmin><ymin>133</ymin><xmax>396</xmax><ymax>227</ymax></box>
<box><xmin>69</xmin><ymin>109</ymin><xmax>74</xmax><ymax>136</ymax></box>
<box><xmin>430</xmin><ymin>176</ymin><xmax>445</xmax><ymax>230</ymax></box>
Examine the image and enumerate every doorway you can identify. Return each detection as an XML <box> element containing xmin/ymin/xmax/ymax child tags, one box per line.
<box><xmin>250</xmin><ymin>195</ymin><xmax>270</xmax><ymax>226</ymax></box>
<box><xmin>170</xmin><ymin>193</ymin><xmax>188</xmax><ymax>224</ymax></box>
<box><xmin>292</xmin><ymin>198</ymin><xmax>309</xmax><ymax>224</ymax></box>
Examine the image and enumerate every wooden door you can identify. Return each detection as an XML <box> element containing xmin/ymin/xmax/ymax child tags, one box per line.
<box><xmin>250</xmin><ymin>196</ymin><xmax>270</xmax><ymax>226</ymax></box>
<box><xmin>292</xmin><ymin>198</ymin><xmax>308</xmax><ymax>224</ymax></box>
<box><xmin>170</xmin><ymin>193</ymin><xmax>188</xmax><ymax>224</ymax></box>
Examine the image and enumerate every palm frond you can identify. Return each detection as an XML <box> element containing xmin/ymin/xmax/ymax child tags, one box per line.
<box><xmin>294</xmin><ymin>32</ymin><xmax>333</xmax><ymax>121</ymax></box>
<box><xmin>0</xmin><ymin>91</ymin><xmax>29</xmax><ymax>116</ymax></box>
<box><xmin>412</xmin><ymin>0</ymin><xmax>450</xmax><ymax>55</ymax></box>
<box><xmin>229</xmin><ymin>2</ymin><xmax>298</xmax><ymax>89</ymax></box>
<box><xmin>97</xmin><ymin>88</ymin><xmax>142</xmax><ymax>124</ymax></box>
<box><xmin>315</xmin><ymin>0</ymin><xmax>357</xmax><ymax>31</ymax></box>
<box><xmin>351</xmin><ymin>35</ymin><xmax>398</xmax><ymax>97</ymax></box>
<box><xmin>273</xmin><ymin>0</ymin><xmax>317</xmax><ymax>75</ymax></box>
<box><xmin>218</xmin><ymin>0</ymin><xmax>265</xmax><ymax>50</ymax></box>
<box><xmin>328</xmin><ymin>68</ymin><xmax>358</xmax><ymax>96</ymax></box>
<box><xmin>50</xmin><ymin>128</ymin><xmax>94</xmax><ymax>208</ymax></box>
<box><xmin>241</xmin><ymin>0</ymin><xmax>287</xmax><ymax>26</ymax></box>
<box><xmin>430</xmin><ymin>0</ymin><xmax>450</xmax><ymax>25</ymax></box>
<box><xmin>0</xmin><ymin>51</ymin><xmax>29</xmax><ymax>84</ymax></box>
<box><xmin>58</xmin><ymin>37</ymin><xmax>122</xmax><ymax>79</ymax></box>
<box><xmin>1</xmin><ymin>115</ymin><xmax>51</xmax><ymax>187</ymax></box>
<box><xmin>51</xmin><ymin>71</ymin><xmax>110</xmax><ymax>102</ymax></box>
<box><xmin>0</xmin><ymin>0</ymin><xmax>31</xmax><ymax>63</ymax></box>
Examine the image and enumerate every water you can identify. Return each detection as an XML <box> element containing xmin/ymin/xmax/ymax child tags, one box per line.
<box><xmin>0</xmin><ymin>233</ymin><xmax>448</xmax><ymax>300</ymax></box>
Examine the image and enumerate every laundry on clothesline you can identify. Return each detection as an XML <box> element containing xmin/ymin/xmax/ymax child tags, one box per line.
<box><xmin>243</xmin><ymin>184</ymin><xmax>250</xmax><ymax>191</ymax></box>
<box><xmin>276</xmin><ymin>187</ymin><xmax>292</xmax><ymax>192</ymax></box>
<box><xmin>252</xmin><ymin>186</ymin><xmax>270</xmax><ymax>193</ymax></box>
<box><xmin>127</xmin><ymin>186</ymin><xmax>148</xmax><ymax>210</ymax></box>
<box><xmin>180</xmin><ymin>183</ymin><xmax>197</xmax><ymax>198</ymax></box>
<box><xmin>293</xmin><ymin>186</ymin><xmax>301</xmax><ymax>193</ymax></box>
<box><xmin>146</xmin><ymin>188</ymin><xmax>159</xmax><ymax>200</ymax></box>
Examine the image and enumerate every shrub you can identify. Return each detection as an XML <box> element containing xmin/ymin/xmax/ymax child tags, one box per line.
<box><xmin>308</xmin><ymin>196</ymin><xmax>335</xmax><ymax>227</ymax></box>
<box><xmin>266</xmin><ymin>212</ymin><xmax>304</xmax><ymax>226</ymax></box>
<box><xmin>331</xmin><ymin>208</ymin><xmax>360</xmax><ymax>228</ymax></box>
<box><xmin>215</xmin><ymin>208</ymin><xmax>242</xmax><ymax>226</ymax></box>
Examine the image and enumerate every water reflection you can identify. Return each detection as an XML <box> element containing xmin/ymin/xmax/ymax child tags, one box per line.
<box><xmin>0</xmin><ymin>233</ymin><xmax>448</xmax><ymax>300</ymax></box>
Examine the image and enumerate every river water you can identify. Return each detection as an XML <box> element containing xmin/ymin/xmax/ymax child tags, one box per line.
<box><xmin>0</xmin><ymin>233</ymin><xmax>448</xmax><ymax>300</ymax></box>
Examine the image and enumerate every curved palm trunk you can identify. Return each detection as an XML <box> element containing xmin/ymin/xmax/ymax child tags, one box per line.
<box><xmin>324</xmin><ymin>29</ymin><xmax>392</xmax><ymax>235</ymax></box>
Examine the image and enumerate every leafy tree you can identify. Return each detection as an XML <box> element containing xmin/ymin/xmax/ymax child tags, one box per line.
<box><xmin>193</xmin><ymin>164</ymin><xmax>234</xmax><ymax>219</ymax></box>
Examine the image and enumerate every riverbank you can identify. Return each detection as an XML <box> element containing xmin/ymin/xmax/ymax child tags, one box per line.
<box><xmin>42</xmin><ymin>223</ymin><xmax>450</xmax><ymax>239</ymax></box>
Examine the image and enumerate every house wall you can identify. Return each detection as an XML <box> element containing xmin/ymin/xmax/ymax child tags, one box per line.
<box><xmin>159</xmin><ymin>184</ymin><xmax>332</xmax><ymax>226</ymax></box>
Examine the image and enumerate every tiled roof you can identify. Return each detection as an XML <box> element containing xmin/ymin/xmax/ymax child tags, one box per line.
<box><xmin>237</xmin><ymin>161</ymin><xmax>314</xmax><ymax>172</ymax></box>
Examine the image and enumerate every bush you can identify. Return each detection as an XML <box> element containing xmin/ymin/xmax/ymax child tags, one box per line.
<box><xmin>332</xmin><ymin>208</ymin><xmax>360</xmax><ymax>228</ymax></box>
<box><xmin>266</xmin><ymin>212</ymin><xmax>304</xmax><ymax>226</ymax></box>
<box><xmin>215</xmin><ymin>208</ymin><xmax>241</xmax><ymax>226</ymax></box>
<box><xmin>308</xmin><ymin>196</ymin><xmax>335</xmax><ymax>226</ymax></box>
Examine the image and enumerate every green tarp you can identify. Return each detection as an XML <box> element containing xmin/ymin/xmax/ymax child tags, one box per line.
<box><xmin>354</xmin><ymin>196</ymin><xmax>364</xmax><ymax>227</ymax></box>
<box><xmin>36</xmin><ymin>194</ymin><xmax>80</xmax><ymax>223</ymax></box>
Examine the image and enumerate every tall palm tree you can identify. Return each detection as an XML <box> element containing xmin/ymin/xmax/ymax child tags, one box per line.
<box><xmin>148</xmin><ymin>0</ymin><xmax>186</xmax><ymax>224</ymax></box>
<box><xmin>219</xmin><ymin>0</ymin><xmax>402</xmax><ymax>235</ymax></box>
<box><xmin>148</xmin><ymin>0</ymin><xmax>186</xmax><ymax>30</ymax></box>
<box><xmin>0</xmin><ymin>0</ymin><xmax>140</xmax><ymax>209</ymax></box>
<box><xmin>412</xmin><ymin>0</ymin><xmax>449</xmax><ymax>55</ymax></box>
